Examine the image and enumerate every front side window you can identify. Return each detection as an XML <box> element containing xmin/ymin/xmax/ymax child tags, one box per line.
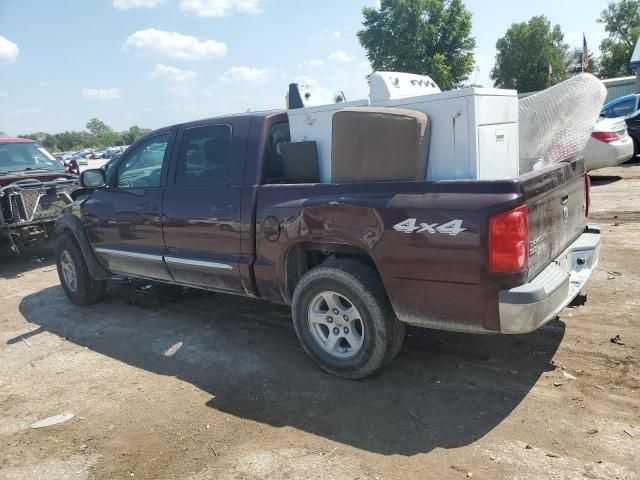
<box><xmin>175</xmin><ymin>125</ymin><xmax>232</xmax><ymax>185</ymax></box>
<box><xmin>117</xmin><ymin>134</ymin><xmax>169</xmax><ymax>188</ymax></box>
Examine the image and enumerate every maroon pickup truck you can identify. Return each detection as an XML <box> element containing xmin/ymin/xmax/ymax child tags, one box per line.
<box><xmin>54</xmin><ymin>111</ymin><xmax>601</xmax><ymax>379</ymax></box>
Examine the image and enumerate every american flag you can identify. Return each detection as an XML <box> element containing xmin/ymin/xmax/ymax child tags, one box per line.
<box><xmin>582</xmin><ymin>34</ymin><xmax>590</xmax><ymax>71</ymax></box>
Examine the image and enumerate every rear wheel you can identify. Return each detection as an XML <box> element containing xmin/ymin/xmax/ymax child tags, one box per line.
<box><xmin>56</xmin><ymin>232</ymin><xmax>106</xmax><ymax>305</ymax></box>
<box><xmin>292</xmin><ymin>259</ymin><xmax>404</xmax><ymax>379</ymax></box>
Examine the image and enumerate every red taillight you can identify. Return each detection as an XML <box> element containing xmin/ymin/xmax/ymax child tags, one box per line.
<box><xmin>489</xmin><ymin>205</ymin><xmax>529</xmax><ymax>273</ymax></box>
<box><xmin>591</xmin><ymin>131</ymin><xmax>619</xmax><ymax>143</ymax></box>
<box><xmin>585</xmin><ymin>174</ymin><xmax>591</xmax><ymax>218</ymax></box>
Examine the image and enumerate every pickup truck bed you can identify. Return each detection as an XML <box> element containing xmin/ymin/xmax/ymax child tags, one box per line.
<box><xmin>54</xmin><ymin>110</ymin><xmax>600</xmax><ymax>379</ymax></box>
<box><xmin>255</xmin><ymin>158</ymin><xmax>595</xmax><ymax>334</ymax></box>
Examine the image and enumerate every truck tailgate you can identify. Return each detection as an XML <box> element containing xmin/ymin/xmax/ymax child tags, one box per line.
<box><xmin>523</xmin><ymin>160</ymin><xmax>587</xmax><ymax>281</ymax></box>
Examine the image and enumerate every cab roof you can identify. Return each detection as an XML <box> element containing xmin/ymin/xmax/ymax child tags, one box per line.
<box><xmin>0</xmin><ymin>138</ymin><xmax>35</xmax><ymax>143</ymax></box>
<box><xmin>604</xmin><ymin>94</ymin><xmax>639</xmax><ymax>109</ymax></box>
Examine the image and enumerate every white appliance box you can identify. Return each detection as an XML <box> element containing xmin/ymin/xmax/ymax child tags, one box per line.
<box><xmin>371</xmin><ymin>87</ymin><xmax>519</xmax><ymax>181</ymax></box>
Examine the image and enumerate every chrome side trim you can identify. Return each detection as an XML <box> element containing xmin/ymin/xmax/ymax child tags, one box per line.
<box><xmin>94</xmin><ymin>248</ymin><xmax>164</xmax><ymax>262</ymax></box>
<box><xmin>164</xmin><ymin>256</ymin><xmax>233</xmax><ymax>270</ymax></box>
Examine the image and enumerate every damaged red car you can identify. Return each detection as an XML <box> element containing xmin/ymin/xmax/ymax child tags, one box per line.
<box><xmin>0</xmin><ymin>138</ymin><xmax>78</xmax><ymax>252</ymax></box>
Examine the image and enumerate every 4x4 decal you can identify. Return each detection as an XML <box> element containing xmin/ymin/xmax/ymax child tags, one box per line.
<box><xmin>393</xmin><ymin>218</ymin><xmax>466</xmax><ymax>236</ymax></box>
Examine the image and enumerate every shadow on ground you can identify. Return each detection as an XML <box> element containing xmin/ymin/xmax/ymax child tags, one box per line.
<box><xmin>17</xmin><ymin>282</ymin><xmax>563</xmax><ymax>456</ymax></box>
<box><xmin>589</xmin><ymin>174</ymin><xmax>623</xmax><ymax>185</ymax></box>
<box><xmin>0</xmin><ymin>249</ymin><xmax>54</xmax><ymax>279</ymax></box>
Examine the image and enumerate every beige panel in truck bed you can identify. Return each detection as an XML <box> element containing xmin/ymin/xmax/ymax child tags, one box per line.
<box><xmin>330</xmin><ymin>107</ymin><xmax>430</xmax><ymax>183</ymax></box>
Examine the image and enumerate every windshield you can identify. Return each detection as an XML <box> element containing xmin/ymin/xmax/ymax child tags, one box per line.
<box><xmin>0</xmin><ymin>142</ymin><xmax>65</xmax><ymax>174</ymax></box>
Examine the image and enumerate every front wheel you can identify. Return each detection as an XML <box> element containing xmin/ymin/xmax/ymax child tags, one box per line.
<box><xmin>56</xmin><ymin>232</ymin><xmax>106</xmax><ymax>305</ymax></box>
<box><xmin>292</xmin><ymin>259</ymin><xmax>404</xmax><ymax>379</ymax></box>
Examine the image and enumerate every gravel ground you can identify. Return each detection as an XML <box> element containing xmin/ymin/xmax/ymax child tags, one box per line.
<box><xmin>0</xmin><ymin>164</ymin><xmax>639</xmax><ymax>480</ymax></box>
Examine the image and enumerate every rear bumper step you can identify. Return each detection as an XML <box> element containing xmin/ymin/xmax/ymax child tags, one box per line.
<box><xmin>498</xmin><ymin>226</ymin><xmax>601</xmax><ymax>334</ymax></box>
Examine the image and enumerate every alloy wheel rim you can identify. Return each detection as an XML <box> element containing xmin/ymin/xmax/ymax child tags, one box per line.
<box><xmin>60</xmin><ymin>250</ymin><xmax>78</xmax><ymax>292</ymax></box>
<box><xmin>307</xmin><ymin>290</ymin><xmax>365</xmax><ymax>359</ymax></box>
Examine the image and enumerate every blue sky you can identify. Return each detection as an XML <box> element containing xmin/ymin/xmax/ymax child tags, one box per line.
<box><xmin>0</xmin><ymin>0</ymin><xmax>611</xmax><ymax>136</ymax></box>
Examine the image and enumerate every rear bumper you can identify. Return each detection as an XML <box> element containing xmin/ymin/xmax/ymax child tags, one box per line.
<box><xmin>498</xmin><ymin>226</ymin><xmax>601</xmax><ymax>334</ymax></box>
<box><xmin>584</xmin><ymin>136</ymin><xmax>634</xmax><ymax>171</ymax></box>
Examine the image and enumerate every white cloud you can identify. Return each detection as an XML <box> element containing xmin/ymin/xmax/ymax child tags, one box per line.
<box><xmin>150</xmin><ymin>64</ymin><xmax>198</xmax><ymax>82</ymax></box>
<box><xmin>328</xmin><ymin>49</ymin><xmax>353</xmax><ymax>63</ymax></box>
<box><xmin>113</xmin><ymin>0</ymin><xmax>163</xmax><ymax>8</ymax></box>
<box><xmin>83</xmin><ymin>88</ymin><xmax>122</xmax><ymax>99</ymax></box>
<box><xmin>331</xmin><ymin>31</ymin><xmax>342</xmax><ymax>40</ymax></box>
<box><xmin>0</xmin><ymin>35</ymin><xmax>19</xmax><ymax>63</ymax></box>
<box><xmin>300</xmin><ymin>59</ymin><xmax>324</xmax><ymax>68</ymax></box>
<box><xmin>179</xmin><ymin>0</ymin><xmax>262</xmax><ymax>17</ymax></box>
<box><xmin>0</xmin><ymin>90</ymin><xmax>7</xmax><ymax>97</ymax></box>
<box><xmin>220</xmin><ymin>66</ymin><xmax>270</xmax><ymax>82</ymax></box>
<box><xmin>39</xmin><ymin>81</ymin><xmax>48</xmax><ymax>87</ymax></box>
<box><xmin>124</xmin><ymin>29</ymin><xmax>227</xmax><ymax>60</ymax></box>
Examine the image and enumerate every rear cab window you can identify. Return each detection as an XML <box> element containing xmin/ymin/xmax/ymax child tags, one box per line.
<box><xmin>263</xmin><ymin>121</ymin><xmax>291</xmax><ymax>184</ymax></box>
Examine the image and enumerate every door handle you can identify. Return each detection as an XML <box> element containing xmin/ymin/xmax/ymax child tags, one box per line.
<box><xmin>210</xmin><ymin>204</ymin><xmax>236</xmax><ymax>215</ymax></box>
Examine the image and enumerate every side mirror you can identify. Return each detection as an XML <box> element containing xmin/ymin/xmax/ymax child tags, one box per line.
<box><xmin>79</xmin><ymin>169</ymin><xmax>107</xmax><ymax>188</ymax></box>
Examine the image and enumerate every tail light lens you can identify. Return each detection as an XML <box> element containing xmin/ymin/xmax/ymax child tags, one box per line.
<box><xmin>591</xmin><ymin>131</ymin><xmax>619</xmax><ymax>143</ymax></box>
<box><xmin>489</xmin><ymin>205</ymin><xmax>529</xmax><ymax>273</ymax></box>
<box><xmin>585</xmin><ymin>174</ymin><xmax>591</xmax><ymax>218</ymax></box>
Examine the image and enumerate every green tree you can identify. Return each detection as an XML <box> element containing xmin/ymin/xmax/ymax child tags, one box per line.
<box><xmin>17</xmin><ymin>121</ymin><xmax>150</xmax><ymax>151</ymax></box>
<box><xmin>86</xmin><ymin>118</ymin><xmax>123</xmax><ymax>147</ymax></box>
<box><xmin>86</xmin><ymin>118</ymin><xmax>110</xmax><ymax>136</ymax></box>
<box><xmin>121</xmin><ymin>125</ymin><xmax>151</xmax><ymax>145</ymax></box>
<box><xmin>18</xmin><ymin>132</ymin><xmax>49</xmax><ymax>144</ymax></box>
<box><xmin>598</xmin><ymin>0</ymin><xmax>640</xmax><ymax>78</ymax></box>
<box><xmin>357</xmin><ymin>0</ymin><xmax>476</xmax><ymax>90</ymax></box>
<box><xmin>491</xmin><ymin>16</ymin><xmax>570</xmax><ymax>92</ymax></box>
<box><xmin>54</xmin><ymin>131</ymin><xmax>94</xmax><ymax>151</ymax></box>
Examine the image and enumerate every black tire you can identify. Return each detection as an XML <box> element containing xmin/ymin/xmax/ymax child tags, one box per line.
<box><xmin>56</xmin><ymin>232</ymin><xmax>106</xmax><ymax>305</ymax></box>
<box><xmin>292</xmin><ymin>258</ymin><xmax>404</xmax><ymax>379</ymax></box>
<box><xmin>383</xmin><ymin>316</ymin><xmax>406</xmax><ymax>366</ymax></box>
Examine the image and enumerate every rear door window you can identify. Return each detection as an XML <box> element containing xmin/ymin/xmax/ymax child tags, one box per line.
<box><xmin>175</xmin><ymin>125</ymin><xmax>232</xmax><ymax>185</ymax></box>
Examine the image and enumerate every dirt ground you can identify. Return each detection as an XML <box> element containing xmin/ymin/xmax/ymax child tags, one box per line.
<box><xmin>1</xmin><ymin>165</ymin><xmax>639</xmax><ymax>480</ymax></box>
